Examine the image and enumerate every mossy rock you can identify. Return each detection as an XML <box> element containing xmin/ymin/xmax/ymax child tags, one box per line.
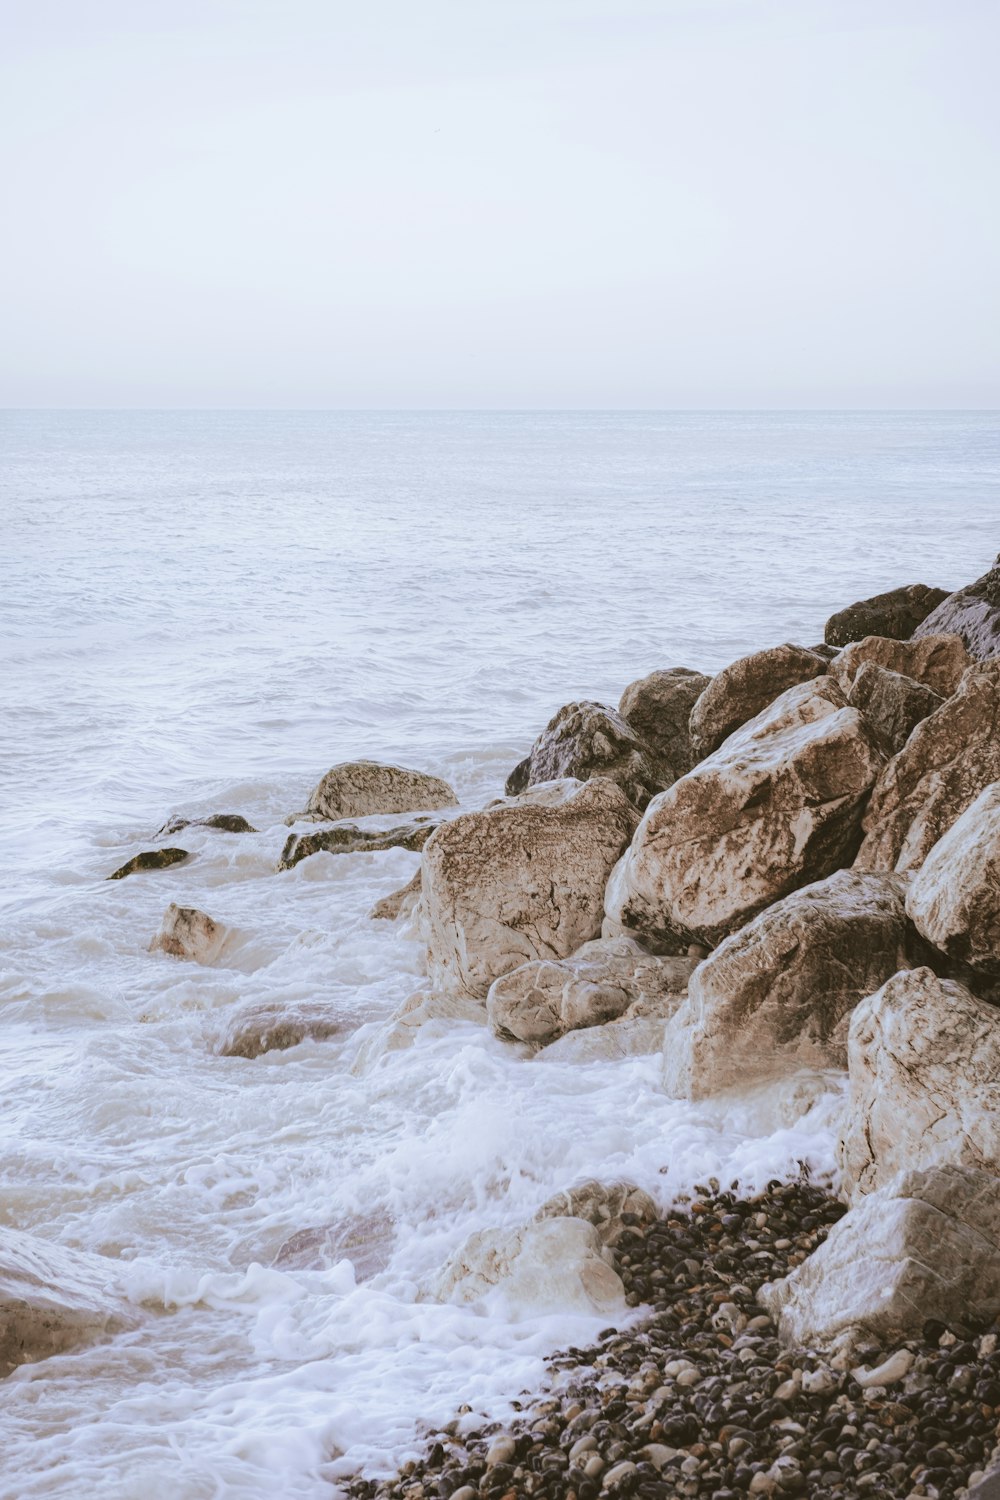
<box><xmin>108</xmin><ymin>848</ymin><xmax>190</xmax><ymax>881</ymax></box>
<box><xmin>278</xmin><ymin>822</ymin><xmax>436</xmax><ymax>872</ymax></box>
<box><xmin>157</xmin><ymin>813</ymin><xmax>257</xmax><ymax>836</ymax></box>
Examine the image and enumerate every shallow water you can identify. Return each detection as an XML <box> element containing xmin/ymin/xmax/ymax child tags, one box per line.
<box><xmin>0</xmin><ymin>410</ymin><xmax>997</xmax><ymax>1498</ymax></box>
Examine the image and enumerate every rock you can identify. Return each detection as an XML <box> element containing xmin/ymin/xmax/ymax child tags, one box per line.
<box><xmin>486</xmin><ymin>936</ymin><xmax>695</xmax><ymax>1045</ymax></box>
<box><xmin>0</xmin><ymin>1227</ymin><xmax>137</xmax><ymax>1373</ymax></box>
<box><xmin>688</xmin><ymin>644</ymin><xmax>828</xmax><ymax>758</ymax></box>
<box><xmin>149</xmin><ymin>903</ymin><xmax>229</xmax><ymax>964</ymax></box>
<box><xmin>485</xmin><ymin>777</ymin><xmax>585</xmax><ymax>809</ymax></box>
<box><xmin>846</xmin><ymin>661</ymin><xmax>943</xmax><ymax>755</ymax></box>
<box><xmin>368</xmin><ymin>869</ymin><xmax>422</xmax><ymax>921</ymax></box>
<box><xmin>504</xmin><ymin>700</ymin><xmax>664</xmax><ymax>808</ymax></box>
<box><xmin>218</xmin><ymin>1001</ymin><xmax>349</xmax><ymax>1059</ymax></box>
<box><xmin>422</xmin><ymin>778</ymin><xmax>639</xmax><ymax>997</ymax></box>
<box><xmin>855</xmin><ymin>660</ymin><xmax>1000</xmax><ymax>874</ymax></box>
<box><xmin>271</xmin><ymin>1211</ymin><xmax>394</xmax><ymax>1279</ymax></box>
<box><xmin>661</xmin><ymin>870</ymin><xmax>920</xmax><ymax>1099</ymax></box>
<box><xmin>839</xmin><ymin>967</ymin><xmax>1000</xmax><ymax>1196</ymax></box>
<box><xmin>431</xmin><ymin>1216</ymin><xmax>625</xmax><ymax>1317</ymax></box>
<box><xmin>913</xmin><ymin>555</ymin><xmax>1000</xmax><ymax>660</ymax></box>
<box><xmin>535</xmin><ymin>1012</ymin><xmax>670</xmax><ymax>1062</ymax></box>
<box><xmin>107</xmin><ymin>848</ymin><xmax>190</xmax><ymax>880</ymax></box>
<box><xmin>348</xmin><ymin>992</ymin><xmax>487</xmax><ymax>1075</ymax></box>
<box><xmin>288</xmin><ymin>761</ymin><xmax>458</xmax><ymax>824</ymax></box>
<box><xmin>605</xmin><ymin>676</ymin><xmax>883</xmax><ymax>948</ymax></box>
<box><xmin>533</xmin><ymin>1180</ymin><xmax>657</xmax><ymax>1247</ymax></box>
<box><xmin>851</xmin><ymin>1347</ymin><xmax>913</xmax><ymax>1387</ymax></box>
<box><xmin>823</xmin><ymin>583</ymin><xmax>950</xmax><ymax>648</ymax></box>
<box><xmin>829</xmin><ymin>632</ymin><xmax>971</xmax><ymax>697</ymax></box>
<box><xmin>905</xmin><ymin>783</ymin><xmax>1000</xmax><ymax>976</ymax></box>
<box><xmin>761</xmin><ymin>1165</ymin><xmax>1000</xmax><ymax>1354</ymax></box>
<box><xmin>157</xmin><ymin>813</ymin><xmax>257</xmax><ymax>835</ymax></box>
<box><xmin>277</xmin><ymin>820</ymin><xmax>436</xmax><ymax>871</ymax></box>
<box><xmin>970</xmin><ymin>1472</ymin><xmax>1000</xmax><ymax>1500</ymax></box>
<box><xmin>618</xmin><ymin>667</ymin><xmax>712</xmax><ymax>780</ymax></box>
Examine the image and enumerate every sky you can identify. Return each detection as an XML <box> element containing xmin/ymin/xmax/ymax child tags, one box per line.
<box><xmin>1</xmin><ymin>0</ymin><xmax>997</xmax><ymax>408</ymax></box>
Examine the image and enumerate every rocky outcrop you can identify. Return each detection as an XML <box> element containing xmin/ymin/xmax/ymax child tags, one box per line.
<box><xmin>839</xmin><ymin>967</ymin><xmax>1000</xmax><ymax>1197</ymax></box>
<box><xmin>762</xmin><ymin>1165</ymin><xmax>1000</xmax><ymax>1355</ymax></box>
<box><xmin>829</xmin><ymin>632</ymin><xmax>970</xmax><ymax>698</ymax></box>
<box><xmin>422</xmin><ymin>779</ymin><xmax>639</xmax><ymax>997</ymax></box>
<box><xmin>823</xmin><ymin>583</ymin><xmax>950</xmax><ymax>648</ymax></box>
<box><xmin>0</xmin><ymin>1228</ymin><xmax>137</xmax><ymax>1374</ymax></box>
<box><xmin>533</xmin><ymin>1180</ymin><xmax>657</xmax><ymax>1248</ymax></box>
<box><xmin>271</xmin><ymin>1211</ymin><xmax>395</xmax><ymax>1279</ymax></box>
<box><xmin>913</xmin><ymin>555</ymin><xmax>1000</xmax><ymax>660</ymax></box>
<box><xmin>905</xmin><ymin>783</ymin><xmax>1000</xmax><ymax>977</ymax></box>
<box><xmin>504</xmin><ymin>701</ymin><xmax>663</xmax><ymax>808</ymax></box>
<box><xmin>368</xmin><ymin>869</ymin><xmax>422</xmax><ymax>921</ymax></box>
<box><xmin>149</xmin><ymin>904</ymin><xmax>230</xmax><ymax>964</ymax></box>
<box><xmin>605</xmin><ymin>676</ymin><xmax>883</xmax><ymax>949</ymax></box>
<box><xmin>289</xmin><ymin>761</ymin><xmax>458</xmax><ymax>824</ymax></box>
<box><xmin>855</xmin><ymin>661</ymin><xmax>1000</xmax><ymax>874</ymax></box>
<box><xmin>846</xmin><ymin>661</ymin><xmax>942</xmax><ymax>756</ymax></box>
<box><xmin>107</xmin><ymin>848</ymin><xmax>189</xmax><ymax>880</ymax></box>
<box><xmin>218</xmin><ymin>1001</ymin><xmax>349</xmax><ymax>1059</ymax></box>
<box><xmin>688</xmin><ymin>644</ymin><xmax>827</xmax><ymax>758</ymax></box>
<box><xmin>486</xmin><ymin>937</ymin><xmax>695</xmax><ymax>1045</ymax></box>
<box><xmin>431</xmin><ymin>1216</ymin><xmax>625</xmax><ymax>1317</ymax></box>
<box><xmin>157</xmin><ymin>813</ymin><xmax>257</xmax><ymax>835</ymax></box>
<box><xmin>278</xmin><ymin>820</ymin><xmax>436</xmax><ymax>871</ymax></box>
<box><xmin>662</xmin><ymin>870</ymin><xmax>919</xmax><ymax>1099</ymax></box>
<box><xmin>618</xmin><ymin>668</ymin><xmax>712</xmax><ymax>781</ymax></box>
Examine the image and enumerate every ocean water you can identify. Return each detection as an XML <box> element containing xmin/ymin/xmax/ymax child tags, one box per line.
<box><xmin>0</xmin><ymin>409</ymin><xmax>997</xmax><ymax>1499</ymax></box>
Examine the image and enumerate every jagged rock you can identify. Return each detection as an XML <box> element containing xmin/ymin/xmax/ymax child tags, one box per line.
<box><xmin>846</xmin><ymin>661</ymin><xmax>942</xmax><ymax>755</ymax></box>
<box><xmin>829</xmin><ymin>631</ymin><xmax>970</xmax><ymax>698</ymax></box>
<box><xmin>839</xmin><ymin>967</ymin><xmax>1000</xmax><ymax>1196</ymax></box>
<box><xmin>219</xmin><ymin>1001</ymin><xmax>349</xmax><ymax>1059</ymax></box>
<box><xmin>855</xmin><ymin>661</ymin><xmax>1000</xmax><ymax>874</ymax></box>
<box><xmin>913</xmin><ymin>555</ymin><xmax>1000</xmax><ymax>660</ymax></box>
<box><xmin>369</xmin><ymin>869</ymin><xmax>422</xmax><ymax>921</ymax></box>
<box><xmin>533</xmin><ymin>1180</ymin><xmax>657</xmax><ymax>1247</ymax></box>
<box><xmin>107</xmin><ymin>848</ymin><xmax>189</xmax><ymax>880</ymax></box>
<box><xmin>349</xmin><ymin>992</ymin><xmax>487</xmax><ymax>1075</ymax></box>
<box><xmin>823</xmin><ymin>583</ymin><xmax>950</xmax><ymax>648</ymax></box>
<box><xmin>277</xmin><ymin>820</ymin><xmax>436</xmax><ymax>871</ymax></box>
<box><xmin>905</xmin><ymin>783</ymin><xmax>1000</xmax><ymax>975</ymax></box>
<box><xmin>431</xmin><ymin>1216</ymin><xmax>625</xmax><ymax>1317</ymax></box>
<box><xmin>157</xmin><ymin>813</ymin><xmax>257</xmax><ymax>835</ymax></box>
<box><xmin>618</xmin><ymin>668</ymin><xmax>712</xmax><ymax>781</ymax></box>
<box><xmin>288</xmin><ymin>761</ymin><xmax>458</xmax><ymax>824</ymax></box>
<box><xmin>422</xmin><ymin>778</ymin><xmax>639</xmax><ymax>997</ymax></box>
<box><xmin>0</xmin><ymin>1228</ymin><xmax>137</xmax><ymax>1373</ymax></box>
<box><xmin>487</xmin><ymin>936</ymin><xmax>694</xmax><ymax>1045</ymax></box>
<box><xmin>271</xmin><ymin>1211</ymin><xmax>394</xmax><ymax>1279</ymax></box>
<box><xmin>662</xmin><ymin>870</ymin><xmax>920</xmax><ymax>1099</ymax></box>
<box><xmin>605</xmin><ymin>676</ymin><xmax>883</xmax><ymax>949</ymax></box>
<box><xmin>761</xmin><ymin>1165</ymin><xmax>1000</xmax><ymax>1355</ymax></box>
<box><xmin>149</xmin><ymin>903</ymin><xmax>230</xmax><ymax>964</ymax></box>
<box><xmin>688</xmin><ymin>644</ymin><xmax>828</xmax><ymax>758</ymax></box>
<box><xmin>504</xmin><ymin>701</ymin><xmax>663</xmax><ymax>808</ymax></box>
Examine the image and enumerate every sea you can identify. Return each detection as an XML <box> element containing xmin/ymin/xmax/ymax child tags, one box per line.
<box><xmin>1</xmin><ymin>409</ymin><xmax>997</xmax><ymax>1498</ymax></box>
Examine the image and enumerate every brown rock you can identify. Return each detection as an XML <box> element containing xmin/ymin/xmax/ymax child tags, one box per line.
<box><xmin>505</xmin><ymin>700</ymin><xmax>664</xmax><ymax>808</ymax></box>
<box><xmin>149</xmin><ymin>903</ymin><xmax>229</xmax><ymax>964</ymax></box>
<box><xmin>219</xmin><ymin>1001</ymin><xmax>348</xmax><ymax>1058</ymax></box>
<box><xmin>688</xmin><ymin>644</ymin><xmax>828</xmax><ymax>757</ymax></box>
<box><xmin>289</xmin><ymin>761</ymin><xmax>458</xmax><ymax>824</ymax></box>
<box><xmin>829</xmin><ymin>631</ymin><xmax>970</xmax><ymax>698</ymax></box>
<box><xmin>823</xmin><ymin>583</ymin><xmax>949</xmax><ymax>648</ymax></box>
<box><xmin>847</xmin><ymin>661</ymin><xmax>943</xmax><ymax>756</ymax></box>
<box><xmin>913</xmin><ymin>555</ymin><xmax>1000</xmax><ymax>660</ymax></box>
<box><xmin>107</xmin><ymin>848</ymin><xmax>190</xmax><ymax>880</ymax></box>
<box><xmin>905</xmin><ymin>782</ymin><xmax>1000</xmax><ymax>975</ymax></box>
<box><xmin>618</xmin><ymin>668</ymin><xmax>712</xmax><ymax>780</ymax></box>
<box><xmin>278</xmin><ymin>820</ymin><xmax>436</xmax><ymax>871</ymax></box>
<box><xmin>0</xmin><ymin>1228</ymin><xmax>137</xmax><ymax>1374</ymax></box>
<box><xmin>368</xmin><ymin>869</ymin><xmax>422</xmax><ymax>921</ymax></box>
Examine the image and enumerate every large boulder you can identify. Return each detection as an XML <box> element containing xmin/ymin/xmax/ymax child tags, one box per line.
<box><xmin>487</xmin><ymin>936</ymin><xmax>695</xmax><ymax>1045</ymax></box>
<box><xmin>839</xmin><ymin>967</ymin><xmax>1000</xmax><ymax>1197</ymax></box>
<box><xmin>905</xmin><ymin>783</ymin><xmax>1000</xmax><ymax>976</ymax></box>
<box><xmin>823</xmin><ymin>582</ymin><xmax>950</xmax><ymax>648</ymax></box>
<box><xmin>504</xmin><ymin>701</ymin><xmax>663</xmax><ymax>808</ymax></box>
<box><xmin>0</xmin><ymin>1228</ymin><xmax>137</xmax><ymax>1373</ymax></box>
<box><xmin>688</xmin><ymin>644</ymin><xmax>827</xmax><ymax>758</ymax></box>
<box><xmin>846</xmin><ymin>662</ymin><xmax>942</xmax><ymax>756</ymax></box>
<box><xmin>422</xmin><ymin>779</ymin><xmax>639</xmax><ymax>997</ymax></box>
<box><xmin>913</xmin><ymin>555</ymin><xmax>1000</xmax><ymax>660</ymax></box>
<box><xmin>762</xmin><ymin>1165</ymin><xmax>1000</xmax><ymax>1355</ymax></box>
<box><xmin>662</xmin><ymin>870</ymin><xmax>919</xmax><ymax>1099</ymax></box>
<box><xmin>431</xmin><ymin>1216</ymin><xmax>625</xmax><ymax>1317</ymax></box>
<box><xmin>855</xmin><ymin>661</ymin><xmax>1000</xmax><ymax>874</ymax></box>
<box><xmin>618</xmin><ymin>668</ymin><xmax>712</xmax><ymax>781</ymax></box>
<box><xmin>605</xmin><ymin>676</ymin><xmax>883</xmax><ymax>949</ymax></box>
<box><xmin>829</xmin><ymin>632</ymin><xmax>970</xmax><ymax>698</ymax></box>
<box><xmin>288</xmin><ymin>761</ymin><xmax>458</xmax><ymax>824</ymax></box>
<box><xmin>149</xmin><ymin>904</ymin><xmax>231</xmax><ymax>964</ymax></box>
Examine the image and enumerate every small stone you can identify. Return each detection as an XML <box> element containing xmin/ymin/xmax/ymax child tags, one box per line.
<box><xmin>485</xmin><ymin>1437</ymin><xmax>517</xmax><ymax>1468</ymax></box>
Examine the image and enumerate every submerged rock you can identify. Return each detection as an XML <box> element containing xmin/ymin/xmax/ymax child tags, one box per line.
<box><xmin>687</xmin><ymin>643</ymin><xmax>827</xmax><ymax>757</ymax></box>
<box><xmin>107</xmin><ymin>848</ymin><xmax>190</xmax><ymax>880</ymax></box>
<box><xmin>289</xmin><ymin>760</ymin><xmax>458</xmax><ymax>824</ymax></box>
<box><xmin>504</xmin><ymin>700</ymin><xmax>664</xmax><ymax>808</ymax></box>
<box><xmin>368</xmin><ymin>869</ymin><xmax>422</xmax><ymax>921</ymax></box>
<box><xmin>905</xmin><ymin>782</ymin><xmax>1000</xmax><ymax>976</ymax></box>
<box><xmin>432</xmin><ymin>1216</ymin><xmax>625</xmax><ymax>1317</ymax></box>
<box><xmin>157</xmin><ymin>813</ymin><xmax>257</xmax><ymax>835</ymax></box>
<box><xmin>618</xmin><ymin>667</ymin><xmax>712</xmax><ymax>781</ymax></box>
<box><xmin>846</xmin><ymin>660</ymin><xmax>942</xmax><ymax>756</ymax></box>
<box><xmin>913</xmin><ymin>554</ymin><xmax>1000</xmax><ymax>660</ymax></box>
<box><xmin>349</xmin><ymin>992</ymin><xmax>486</xmax><ymax>1074</ymax></box>
<box><xmin>823</xmin><ymin>581</ymin><xmax>950</xmax><ymax>648</ymax></box>
<box><xmin>829</xmin><ymin>630</ymin><xmax>970</xmax><ymax>697</ymax></box>
<box><xmin>0</xmin><ymin>1227</ymin><xmax>137</xmax><ymax>1374</ymax></box>
<box><xmin>533</xmin><ymin>1180</ymin><xmax>657</xmax><ymax>1248</ymax></box>
<box><xmin>271</xmin><ymin>1211</ymin><xmax>395</xmax><ymax>1279</ymax></box>
<box><xmin>219</xmin><ymin>1000</ymin><xmax>349</xmax><ymax>1058</ymax></box>
<box><xmin>149</xmin><ymin>903</ymin><xmax>230</xmax><ymax>964</ymax></box>
<box><xmin>278</xmin><ymin>820</ymin><xmax>436</xmax><ymax>871</ymax></box>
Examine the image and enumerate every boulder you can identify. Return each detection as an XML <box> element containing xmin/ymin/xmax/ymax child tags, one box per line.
<box><xmin>486</xmin><ymin>777</ymin><xmax>586</xmax><ymax>809</ymax></box>
<box><xmin>487</xmin><ymin>936</ymin><xmax>695</xmax><ymax>1045</ymax></box>
<box><xmin>823</xmin><ymin>583</ymin><xmax>950</xmax><ymax>648</ymax></box>
<box><xmin>839</xmin><ymin>967</ymin><xmax>1000</xmax><ymax>1197</ymax></box>
<box><xmin>0</xmin><ymin>1227</ymin><xmax>137</xmax><ymax>1374</ymax></box>
<box><xmin>688</xmin><ymin>644</ymin><xmax>828</xmax><ymax>758</ymax></box>
<box><xmin>662</xmin><ymin>870</ymin><xmax>919</xmax><ymax>1099</ymax></box>
<box><xmin>618</xmin><ymin>668</ymin><xmax>712</xmax><ymax>780</ymax></box>
<box><xmin>278</xmin><ymin>820</ymin><xmax>436</xmax><ymax>871</ymax></box>
<box><xmin>846</xmin><ymin>661</ymin><xmax>942</xmax><ymax>756</ymax></box>
<box><xmin>913</xmin><ymin>555</ymin><xmax>1000</xmax><ymax>660</ymax></box>
<box><xmin>157</xmin><ymin>813</ymin><xmax>257</xmax><ymax>835</ymax></box>
<box><xmin>218</xmin><ymin>1001</ymin><xmax>349</xmax><ymax>1059</ymax></box>
<box><xmin>349</xmin><ymin>992</ymin><xmax>487</xmax><ymax>1075</ymax></box>
<box><xmin>829</xmin><ymin>632</ymin><xmax>970</xmax><ymax>698</ymax></box>
<box><xmin>431</xmin><ymin>1216</ymin><xmax>625</xmax><ymax>1317</ymax></box>
<box><xmin>149</xmin><ymin>904</ymin><xmax>230</xmax><ymax>964</ymax></box>
<box><xmin>761</xmin><ymin>1165</ymin><xmax>1000</xmax><ymax>1355</ymax></box>
<box><xmin>271</xmin><ymin>1211</ymin><xmax>394</xmax><ymax>1279</ymax></box>
<box><xmin>605</xmin><ymin>676</ymin><xmax>883</xmax><ymax>948</ymax></box>
<box><xmin>107</xmin><ymin>848</ymin><xmax>189</xmax><ymax>880</ymax></box>
<box><xmin>855</xmin><ymin>661</ymin><xmax>1000</xmax><ymax>874</ymax></box>
<box><xmin>533</xmin><ymin>1180</ymin><xmax>657</xmax><ymax>1248</ymax></box>
<box><xmin>536</xmin><ymin>1013</ymin><xmax>671</xmax><ymax>1063</ymax></box>
<box><xmin>905</xmin><ymin>783</ymin><xmax>1000</xmax><ymax>976</ymax></box>
<box><xmin>422</xmin><ymin>778</ymin><xmax>639</xmax><ymax>997</ymax></box>
<box><xmin>504</xmin><ymin>701</ymin><xmax>663</xmax><ymax>808</ymax></box>
<box><xmin>288</xmin><ymin>761</ymin><xmax>458</xmax><ymax>824</ymax></box>
<box><xmin>368</xmin><ymin>869</ymin><xmax>422</xmax><ymax>921</ymax></box>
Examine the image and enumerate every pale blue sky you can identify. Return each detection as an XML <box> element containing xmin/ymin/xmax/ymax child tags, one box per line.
<box><xmin>2</xmin><ymin>0</ymin><xmax>997</xmax><ymax>407</ymax></box>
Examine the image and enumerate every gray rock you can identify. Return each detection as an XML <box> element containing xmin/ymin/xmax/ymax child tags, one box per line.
<box><xmin>829</xmin><ymin>631</ymin><xmax>970</xmax><ymax>698</ymax></box>
<box><xmin>618</xmin><ymin>668</ymin><xmax>712</xmax><ymax>781</ymax></box>
<box><xmin>0</xmin><ymin>1227</ymin><xmax>137</xmax><ymax>1374</ymax></box>
<box><xmin>271</xmin><ymin>1211</ymin><xmax>394</xmax><ymax>1279</ymax></box>
<box><xmin>846</xmin><ymin>661</ymin><xmax>942</xmax><ymax>756</ymax></box>
<box><xmin>905</xmin><ymin>782</ymin><xmax>1000</xmax><ymax>976</ymax></box>
<box><xmin>289</xmin><ymin>761</ymin><xmax>458</xmax><ymax>824</ymax></box>
<box><xmin>157</xmin><ymin>813</ymin><xmax>257</xmax><ymax>835</ymax></box>
<box><xmin>278</xmin><ymin>820</ymin><xmax>436</xmax><ymax>871</ymax></box>
<box><xmin>823</xmin><ymin>583</ymin><xmax>950</xmax><ymax>648</ymax></box>
<box><xmin>505</xmin><ymin>700</ymin><xmax>664</xmax><ymax>809</ymax></box>
<box><xmin>913</xmin><ymin>555</ymin><xmax>1000</xmax><ymax>660</ymax></box>
<box><xmin>688</xmin><ymin>643</ymin><xmax>828</xmax><ymax>758</ymax></box>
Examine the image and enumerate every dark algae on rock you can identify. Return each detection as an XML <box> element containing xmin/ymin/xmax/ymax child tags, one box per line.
<box><xmin>107</xmin><ymin>847</ymin><xmax>190</xmax><ymax>879</ymax></box>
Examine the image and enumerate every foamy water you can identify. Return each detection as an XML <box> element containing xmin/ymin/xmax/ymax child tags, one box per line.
<box><xmin>1</xmin><ymin>411</ymin><xmax>997</xmax><ymax>1498</ymax></box>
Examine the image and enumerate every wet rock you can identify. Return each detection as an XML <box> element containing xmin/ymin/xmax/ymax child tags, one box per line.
<box><xmin>905</xmin><ymin>782</ymin><xmax>1000</xmax><ymax>976</ymax></box>
<box><xmin>349</xmin><ymin>992</ymin><xmax>486</xmax><ymax>1074</ymax></box>
<box><xmin>368</xmin><ymin>869</ymin><xmax>422</xmax><ymax>921</ymax></box>
<box><xmin>504</xmin><ymin>700</ymin><xmax>664</xmax><ymax>808</ymax></box>
<box><xmin>829</xmin><ymin>631</ymin><xmax>971</xmax><ymax>698</ymax></box>
<box><xmin>271</xmin><ymin>1211</ymin><xmax>395</xmax><ymax>1279</ymax></box>
<box><xmin>278</xmin><ymin>820</ymin><xmax>436</xmax><ymax>871</ymax></box>
<box><xmin>486</xmin><ymin>936</ymin><xmax>695</xmax><ymax>1045</ymax></box>
<box><xmin>422</xmin><ymin>778</ymin><xmax>639</xmax><ymax>997</ymax></box>
<box><xmin>288</xmin><ymin>761</ymin><xmax>458</xmax><ymax>824</ymax></box>
<box><xmin>913</xmin><ymin>554</ymin><xmax>1000</xmax><ymax>660</ymax></box>
<box><xmin>618</xmin><ymin>667</ymin><xmax>713</xmax><ymax>781</ymax></box>
<box><xmin>839</xmin><ymin>966</ymin><xmax>1000</xmax><ymax>1195</ymax></box>
<box><xmin>823</xmin><ymin>582</ymin><xmax>950</xmax><ymax>648</ymax></box>
<box><xmin>606</xmin><ymin>676</ymin><xmax>883</xmax><ymax>948</ymax></box>
<box><xmin>535</xmin><ymin>1011</ymin><xmax>676</xmax><ymax>1061</ymax></box>
<box><xmin>846</xmin><ymin>661</ymin><xmax>943</xmax><ymax>756</ymax></box>
<box><xmin>855</xmin><ymin>659</ymin><xmax>1000</xmax><ymax>874</ymax></box>
<box><xmin>0</xmin><ymin>1227</ymin><xmax>137</xmax><ymax>1374</ymax></box>
<box><xmin>662</xmin><ymin>870</ymin><xmax>920</xmax><ymax>1099</ymax></box>
<box><xmin>688</xmin><ymin>644</ymin><xmax>828</xmax><ymax>758</ymax></box>
<box><xmin>149</xmin><ymin>903</ymin><xmax>229</xmax><ymax>964</ymax></box>
<box><xmin>432</xmin><ymin>1216</ymin><xmax>625</xmax><ymax>1317</ymax></box>
<box><xmin>219</xmin><ymin>1000</ymin><xmax>349</xmax><ymax>1058</ymax></box>
<box><xmin>157</xmin><ymin>813</ymin><xmax>257</xmax><ymax>835</ymax></box>
<box><xmin>107</xmin><ymin>847</ymin><xmax>190</xmax><ymax>880</ymax></box>
<box><xmin>533</xmin><ymin>1180</ymin><xmax>657</xmax><ymax>1247</ymax></box>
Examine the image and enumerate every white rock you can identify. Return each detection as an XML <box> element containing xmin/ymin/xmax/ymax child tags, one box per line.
<box><xmin>149</xmin><ymin>903</ymin><xmax>230</xmax><ymax>964</ymax></box>
<box><xmin>431</xmin><ymin>1216</ymin><xmax>625</xmax><ymax>1317</ymax></box>
<box><xmin>905</xmin><ymin>782</ymin><xmax>1000</xmax><ymax>975</ymax></box>
<box><xmin>852</xmin><ymin>1348</ymin><xmax>914</xmax><ymax>1387</ymax></box>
